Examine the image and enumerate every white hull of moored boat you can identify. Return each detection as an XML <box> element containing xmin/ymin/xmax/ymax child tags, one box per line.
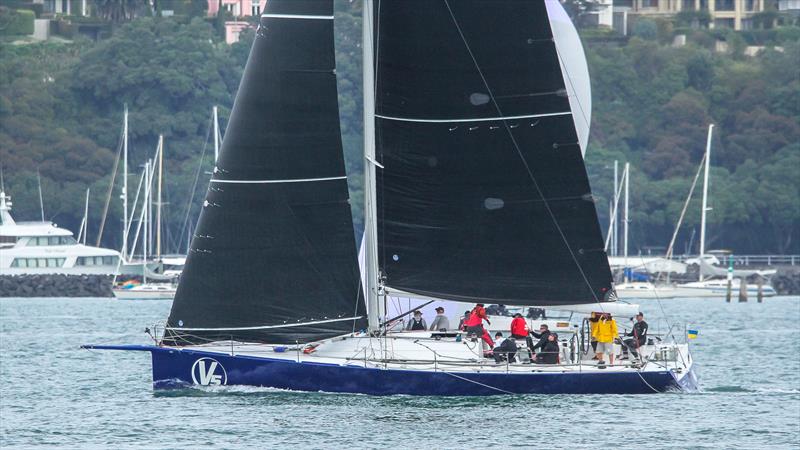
<box><xmin>615</xmin><ymin>282</ymin><xmax>719</xmax><ymax>299</ymax></box>
<box><xmin>113</xmin><ymin>285</ymin><xmax>176</xmax><ymax>300</ymax></box>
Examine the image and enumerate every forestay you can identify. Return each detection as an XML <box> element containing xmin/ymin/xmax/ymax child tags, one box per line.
<box><xmin>165</xmin><ymin>0</ymin><xmax>364</xmax><ymax>345</ymax></box>
<box><xmin>373</xmin><ymin>0</ymin><xmax>614</xmax><ymax>305</ymax></box>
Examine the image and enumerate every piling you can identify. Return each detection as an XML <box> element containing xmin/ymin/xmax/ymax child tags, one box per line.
<box><xmin>738</xmin><ymin>278</ymin><xmax>748</xmax><ymax>302</ymax></box>
<box><xmin>726</xmin><ymin>279</ymin><xmax>732</xmax><ymax>303</ymax></box>
<box><xmin>757</xmin><ymin>278</ymin><xmax>764</xmax><ymax>303</ymax></box>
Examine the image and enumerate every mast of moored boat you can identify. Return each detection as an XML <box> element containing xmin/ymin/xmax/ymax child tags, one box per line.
<box><xmin>699</xmin><ymin>124</ymin><xmax>713</xmax><ymax>279</ymax></box>
<box><xmin>143</xmin><ymin>160</ymin><xmax>151</xmax><ymax>284</ymax></box>
<box><xmin>156</xmin><ymin>135</ymin><xmax>163</xmax><ymax>261</ymax></box>
<box><xmin>612</xmin><ymin>160</ymin><xmax>618</xmax><ymax>256</ymax></box>
<box><xmin>623</xmin><ymin>162</ymin><xmax>630</xmax><ymax>282</ymax></box>
<box><xmin>122</xmin><ymin>105</ymin><xmax>129</xmax><ymax>261</ymax></box>
<box><xmin>77</xmin><ymin>187</ymin><xmax>90</xmax><ymax>244</ymax></box>
<box><xmin>362</xmin><ymin>0</ymin><xmax>382</xmax><ymax>334</ymax></box>
<box><xmin>37</xmin><ymin>169</ymin><xmax>45</xmax><ymax>222</ymax></box>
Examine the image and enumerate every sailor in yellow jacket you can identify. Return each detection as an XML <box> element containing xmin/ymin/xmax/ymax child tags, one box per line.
<box><xmin>592</xmin><ymin>314</ymin><xmax>618</xmax><ymax>365</ymax></box>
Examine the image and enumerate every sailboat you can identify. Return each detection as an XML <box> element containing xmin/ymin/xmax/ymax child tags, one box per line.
<box><xmin>113</xmin><ymin>135</ymin><xmax>178</xmax><ymax>300</ymax></box>
<box><xmin>83</xmin><ymin>0</ymin><xmax>696</xmax><ymax>395</ymax></box>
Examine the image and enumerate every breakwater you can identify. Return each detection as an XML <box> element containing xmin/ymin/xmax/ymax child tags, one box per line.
<box><xmin>772</xmin><ymin>267</ymin><xmax>800</xmax><ymax>295</ymax></box>
<box><xmin>0</xmin><ymin>274</ymin><xmax>113</xmax><ymax>297</ymax></box>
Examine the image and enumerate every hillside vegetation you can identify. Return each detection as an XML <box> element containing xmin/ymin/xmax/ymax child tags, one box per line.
<box><xmin>0</xmin><ymin>5</ymin><xmax>797</xmax><ymax>254</ymax></box>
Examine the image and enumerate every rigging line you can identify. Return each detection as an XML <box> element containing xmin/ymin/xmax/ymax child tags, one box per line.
<box><xmin>352</xmin><ymin>263</ymin><xmax>366</xmax><ymax>335</ymax></box>
<box><xmin>604</xmin><ymin>165</ymin><xmax>628</xmax><ymax>251</ymax></box>
<box><xmin>441</xmin><ymin>371</ymin><xmax>516</xmax><ymax>395</ymax></box>
<box><xmin>633</xmin><ymin>367</ymin><xmax>662</xmax><ymax>393</ymax></box>
<box><xmin>178</xmin><ymin>113</ymin><xmax>212</xmax><ymax>251</ymax></box>
<box><xmin>169</xmin><ymin>316</ymin><xmax>364</xmax><ymax>331</ymax></box>
<box><xmin>664</xmin><ymin>150</ymin><xmax>707</xmax><ymax>261</ymax></box>
<box><xmin>635</xmin><ymin>254</ymin><xmax>677</xmax><ymax>343</ymax></box>
<box><xmin>95</xmin><ymin>125</ymin><xmax>125</xmax><ymax>247</ymax></box>
<box><xmin>443</xmin><ymin>0</ymin><xmax>603</xmax><ymax>305</ymax></box>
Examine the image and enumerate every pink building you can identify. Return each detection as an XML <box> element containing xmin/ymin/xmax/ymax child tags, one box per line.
<box><xmin>207</xmin><ymin>0</ymin><xmax>265</xmax><ymax>44</ymax></box>
<box><xmin>207</xmin><ymin>0</ymin><xmax>264</xmax><ymax>18</ymax></box>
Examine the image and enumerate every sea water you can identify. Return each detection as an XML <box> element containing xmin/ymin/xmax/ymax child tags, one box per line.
<box><xmin>1</xmin><ymin>296</ymin><xmax>798</xmax><ymax>449</ymax></box>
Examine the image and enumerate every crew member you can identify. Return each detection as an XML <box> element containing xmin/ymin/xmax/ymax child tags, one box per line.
<box><xmin>464</xmin><ymin>303</ymin><xmax>492</xmax><ymax>348</ymax></box>
<box><xmin>593</xmin><ymin>313</ymin><xmax>618</xmax><ymax>365</ymax></box>
<box><xmin>405</xmin><ymin>310</ymin><xmax>427</xmax><ymax>331</ymax></box>
<box><xmin>492</xmin><ymin>332</ymin><xmax>517</xmax><ymax>363</ymax></box>
<box><xmin>621</xmin><ymin>312</ymin><xmax>648</xmax><ymax>359</ymax></box>
<box><xmin>510</xmin><ymin>313</ymin><xmax>534</xmax><ymax>353</ymax></box>
<box><xmin>531</xmin><ymin>324</ymin><xmax>552</xmax><ymax>355</ymax></box>
<box><xmin>535</xmin><ymin>333</ymin><xmax>560</xmax><ymax>364</ymax></box>
<box><xmin>458</xmin><ymin>310</ymin><xmax>470</xmax><ymax>331</ymax></box>
<box><xmin>429</xmin><ymin>306</ymin><xmax>450</xmax><ymax>331</ymax></box>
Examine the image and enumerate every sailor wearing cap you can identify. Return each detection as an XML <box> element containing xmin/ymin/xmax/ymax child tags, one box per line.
<box><xmin>429</xmin><ymin>306</ymin><xmax>450</xmax><ymax>331</ymax></box>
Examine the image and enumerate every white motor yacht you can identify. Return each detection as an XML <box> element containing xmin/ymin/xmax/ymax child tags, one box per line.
<box><xmin>0</xmin><ymin>191</ymin><xmax>126</xmax><ymax>276</ymax></box>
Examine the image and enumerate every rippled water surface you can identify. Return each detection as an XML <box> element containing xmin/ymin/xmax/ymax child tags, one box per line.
<box><xmin>2</xmin><ymin>296</ymin><xmax>799</xmax><ymax>448</ymax></box>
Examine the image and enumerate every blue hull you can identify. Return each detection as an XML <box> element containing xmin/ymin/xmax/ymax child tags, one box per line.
<box><xmin>88</xmin><ymin>345</ymin><xmax>697</xmax><ymax>395</ymax></box>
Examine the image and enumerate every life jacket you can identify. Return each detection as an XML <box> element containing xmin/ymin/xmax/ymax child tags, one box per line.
<box><xmin>510</xmin><ymin>317</ymin><xmax>528</xmax><ymax>337</ymax></box>
<box><xmin>410</xmin><ymin>318</ymin><xmax>425</xmax><ymax>331</ymax></box>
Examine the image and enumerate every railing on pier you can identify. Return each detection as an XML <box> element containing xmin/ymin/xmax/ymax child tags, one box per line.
<box><xmin>673</xmin><ymin>254</ymin><xmax>799</xmax><ymax>266</ymax></box>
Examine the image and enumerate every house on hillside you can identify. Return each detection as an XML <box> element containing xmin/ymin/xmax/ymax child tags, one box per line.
<box><xmin>613</xmin><ymin>0</ymin><xmax>780</xmax><ymax>31</ymax></box>
<box><xmin>207</xmin><ymin>0</ymin><xmax>263</xmax><ymax>44</ymax></box>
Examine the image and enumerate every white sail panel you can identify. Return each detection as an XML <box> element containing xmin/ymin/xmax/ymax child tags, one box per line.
<box><xmin>545</xmin><ymin>0</ymin><xmax>592</xmax><ymax>156</ymax></box>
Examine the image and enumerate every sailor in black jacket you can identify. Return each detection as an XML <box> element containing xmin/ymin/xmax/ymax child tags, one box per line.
<box><xmin>622</xmin><ymin>312</ymin><xmax>648</xmax><ymax>359</ymax></box>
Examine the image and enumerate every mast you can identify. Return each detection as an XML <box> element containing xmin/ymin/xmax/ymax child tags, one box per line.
<box><xmin>37</xmin><ymin>169</ymin><xmax>45</xmax><ymax>222</ymax></box>
<box><xmin>156</xmin><ymin>135</ymin><xmax>163</xmax><ymax>260</ymax></box>
<box><xmin>623</xmin><ymin>162</ymin><xmax>630</xmax><ymax>282</ymax></box>
<box><xmin>122</xmin><ymin>105</ymin><xmax>129</xmax><ymax>260</ymax></box>
<box><xmin>699</xmin><ymin>124</ymin><xmax>713</xmax><ymax>260</ymax></box>
<box><xmin>213</xmin><ymin>106</ymin><xmax>220</xmax><ymax>163</ymax></box>
<box><xmin>82</xmin><ymin>188</ymin><xmax>90</xmax><ymax>245</ymax></box>
<box><xmin>143</xmin><ymin>160</ymin><xmax>151</xmax><ymax>283</ymax></box>
<box><xmin>363</xmin><ymin>0</ymin><xmax>381</xmax><ymax>333</ymax></box>
<box><xmin>612</xmin><ymin>160</ymin><xmax>618</xmax><ymax>256</ymax></box>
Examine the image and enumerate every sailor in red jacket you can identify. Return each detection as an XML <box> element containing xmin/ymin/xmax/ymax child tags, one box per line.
<box><xmin>510</xmin><ymin>312</ymin><xmax>535</xmax><ymax>354</ymax></box>
<box><xmin>464</xmin><ymin>303</ymin><xmax>493</xmax><ymax>348</ymax></box>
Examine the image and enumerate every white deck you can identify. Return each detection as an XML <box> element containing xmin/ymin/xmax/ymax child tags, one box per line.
<box><xmin>166</xmin><ymin>330</ymin><xmax>693</xmax><ymax>376</ymax></box>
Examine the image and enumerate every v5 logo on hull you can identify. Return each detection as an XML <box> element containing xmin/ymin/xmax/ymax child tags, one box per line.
<box><xmin>191</xmin><ymin>357</ymin><xmax>227</xmax><ymax>386</ymax></box>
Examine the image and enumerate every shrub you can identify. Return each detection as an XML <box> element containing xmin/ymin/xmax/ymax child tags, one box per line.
<box><xmin>0</xmin><ymin>8</ymin><xmax>35</xmax><ymax>36</ymax></box>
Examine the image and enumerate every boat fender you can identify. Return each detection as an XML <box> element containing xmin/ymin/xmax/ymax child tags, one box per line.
<box><xmin>303</xmin><ymin>344</ymin><xmax>319</xmax><ymax>354</ymax></box>
<box><xmin>273</xmin><ymin>346</ymin><xmax>287</xmax><ymax>353</ymax></box>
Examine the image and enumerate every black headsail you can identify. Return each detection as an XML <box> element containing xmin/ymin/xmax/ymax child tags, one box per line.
<box><xmin>374</xmin><ymin>0</ymin><xmax>614</xmax><ymax>305</ymax></box>
<box><xmin>164</xmin><ymin>0</ymin><xmax>365</xmax><ymax>345</ymax></box>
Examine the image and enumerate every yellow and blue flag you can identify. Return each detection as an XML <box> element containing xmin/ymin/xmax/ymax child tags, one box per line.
<box><xmin>687</xmin><ymin>329</ymin><xmax>699</xmax><ymax>339</ymax></box>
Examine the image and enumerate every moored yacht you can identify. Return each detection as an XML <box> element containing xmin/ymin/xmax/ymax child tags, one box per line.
<box><xmin>679</xmin><ymin>278</ymin><xmax>777</xmax><ymax>297</ymax></box>
<box><xmin>0</xmin><ymin>191</ymin><xmax>124</xmax><ymax>276</ymax></box>
<box><xmin>615</xmin><ymin>281</ymin><xmax>720</xmax><ymax>299</ymax></box>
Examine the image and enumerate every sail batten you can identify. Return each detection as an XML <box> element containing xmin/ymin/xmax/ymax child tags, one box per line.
<box><xmin>375</xmin><ymin>111</ymin><xmax>572</xmax><ymax>123</ymax></box>
<box><xmin>373</xmin><ymin>0</ymin><xmax>613</xmax><ymax>306</ymax></box>
<box><xmin>164</xmin><ymin>0</ymin><xmax>364</xmax><ymax>345</ymax></box>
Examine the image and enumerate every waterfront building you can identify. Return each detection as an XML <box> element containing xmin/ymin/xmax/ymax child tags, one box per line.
<box><xmin>206</xmin><ymin>0</ymin><xmax>263</xmax><ymax>44</ymax></box>
<box><xmin>613</xmin><ymin>0</ymin><xmax>777</xmax><ymax>30</ymax></box>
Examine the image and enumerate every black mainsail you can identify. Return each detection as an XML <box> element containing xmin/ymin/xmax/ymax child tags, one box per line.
<box><xmin>373</xmin><ymin>0</ymin><xmax>614</xmax><ymax>305</ymax></box>
<box><xmin>165</xmin><ymin>0</ymin><xmax>365</xmax><ymax>345</ymax></box>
